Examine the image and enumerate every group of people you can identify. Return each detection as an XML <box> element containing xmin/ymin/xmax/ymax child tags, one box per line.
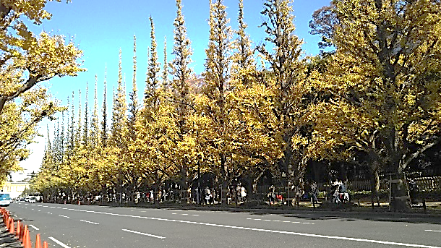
<box><xmin>266</xmin><ymin>179</ymin><xmax>351</xmax><ymax>206</ymax></box>
<box><xmin>235</xmin><ymin>184</ymin><xmax>247</xmax><ymax>203</ymax></box>
<box><xmin>144</xmin><ymin>177</ymin><xmax>421</xmax><ymax>206</ymax></box>
<box><xmin>196</xmin><ymin>184</ymin><xmax>248</xmax><ymax>205</ymax></box>
<box><xmin>267</xmin><ymin>181</ymin><xmax>320</xmax><ymax>206</ymax></box>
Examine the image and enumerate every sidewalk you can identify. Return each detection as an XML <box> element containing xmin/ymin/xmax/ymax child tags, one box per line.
<box><xmin>0</xmin><ymin>218</ymin><xmax>22</xmax><ymax>248</ymax></box>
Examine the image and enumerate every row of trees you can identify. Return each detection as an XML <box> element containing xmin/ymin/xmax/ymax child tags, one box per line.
<box><xmin>32</xmin><ymin>0</ymin><xmax>441</xmax><ymax>210</ymax></box>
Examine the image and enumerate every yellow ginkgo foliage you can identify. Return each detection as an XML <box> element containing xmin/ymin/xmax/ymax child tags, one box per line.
<box><xmin>0</xmin><ymin>0</ymin><xmax>83</xmax><ymax>182</ymax></box>
<box><xmin>309</xmin><ymin>0</ymin><xmax>441</xmax><ymax>210</ymax></box>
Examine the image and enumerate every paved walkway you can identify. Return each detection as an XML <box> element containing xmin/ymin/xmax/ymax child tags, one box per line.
<box><xmin>0</xmin><ymin>219</ymin><xmax>22</xmax><ymax>248</ymax></box>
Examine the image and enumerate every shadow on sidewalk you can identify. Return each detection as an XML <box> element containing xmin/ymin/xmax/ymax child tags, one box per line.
<box><xmin>0</xmin><ymin>223</ymin><xmax>22</xmax><ymax>248</ymax></box>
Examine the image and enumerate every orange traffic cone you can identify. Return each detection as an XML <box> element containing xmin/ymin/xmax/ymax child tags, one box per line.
<box><xmin>16</xmin><ymin>220</ymin><xmax>21</xmax><ymax>237</ymax></box>
<box><xmin>35</xmin><ymin>234</ymin><xmax>42</xmax><ymax>248</ymax></box>
<box><xmin>43</xmin><ymin>241</ymin><xmax>48</xmax><ymax>248</ymax></box>
<box><xmin>22</xmin><ymin>225</ymin><xmax>28</xmax><ymax>245</ymax></box>
<box><xmin>9</xmin><ymin>218</ymin><xmax>14</xmax><ymax>234</ymax></box>
<box><xmin>25</xmin><ymin>229</ymin><xmax>32</xmax><ymax>248</ymax></box>
<box><xmin>19</xmin><ymin>223</ymin><xmax>24</xmax><ymax>241</ymax></box>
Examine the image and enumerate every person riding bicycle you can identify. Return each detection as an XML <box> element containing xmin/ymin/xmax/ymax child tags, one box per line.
<box><xmin>331</xmin><ymin>180</ymin><xmax>349</xmax><ymax>203</ymax></box>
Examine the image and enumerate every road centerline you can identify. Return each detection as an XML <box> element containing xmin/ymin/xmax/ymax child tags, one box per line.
<box><xmin>122</xmin><ymin>229</ymin><xmax>166</xmax><ymax>239</ymax></box>
<box><xmin>80</xmin><ymin>220</ymin><xmax>99</xmax><ymax>225</ymax></box>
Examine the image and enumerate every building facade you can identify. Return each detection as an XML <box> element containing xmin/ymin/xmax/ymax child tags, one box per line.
<box><xmin>1</xmin><ymin>181</ymin><xmax>30</xmax><ymax>199</ymax></box>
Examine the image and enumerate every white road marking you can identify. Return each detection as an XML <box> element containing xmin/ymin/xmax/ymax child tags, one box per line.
<box><xmin>248</xmin><ymin>218</ymin><xmax>313</xmax><ymax>225</ymax></box>
<box><xmin>80</xmin><ymin>220</ymin><xmax>99</xmax><ymax>225</ymax></box>
<box><xmin>29</xmin><ymin>225</ymin><xmax>39</xmax><ymax>231</ymax></box>
<box><xmin>59</xmin><ymin>215</ymin><xmax>70</xmax><ymax>219</ymax></box>
<box><xmin>425</xmin><ymin>230</ymin><xmax>441</xmax><ymax>233</ymax></box>
<box><xmin>182</xmin><ymin>214</ymin><xmax>188</xmax><ymax>216</ymax></box>
<box><xmin>192</xmin><ymin>214</ymin><xmax>199</xmax><ymax>216</ymax></box>
<box><xmin>122</xmin><ymin>229</ymin><xmax>166</xmax><ymax>239</ymax></box>
<box><xmin>49</xmin><ymin>237</ymin><xmax>71</xmax><ymax>248</ymax></box>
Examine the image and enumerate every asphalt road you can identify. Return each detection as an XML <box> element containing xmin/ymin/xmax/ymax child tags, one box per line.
<box><xmin>5</xmin><ymin>202</ymin><xmax>441</xmax><ymax>248</ymax></box>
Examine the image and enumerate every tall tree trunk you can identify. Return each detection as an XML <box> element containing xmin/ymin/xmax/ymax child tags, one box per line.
<box><xmin>370</xmin><ymin>169</ymin><xmax>380</xmax><ymax>209</ymax></box>
<box><xmin>388</xmin><ymin>129</ymin><xmax>411</xmax><ymax>211</ymax></box>
<box><xmin>220</xmin><ymin>153</ymin><xmax>227</xmax><ymax>205</ymax></box>
<box><xmin>180</xmin><ymin>165</ymin><xmax>188</xmax><ymax>202</ymax></box>
<box><xmin>389</xmin><ymin>166</ymin><xmax>410</xmax><ymax>211</ymax></box>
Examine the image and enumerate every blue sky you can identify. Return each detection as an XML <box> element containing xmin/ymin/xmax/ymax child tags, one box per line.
<box><xmin>14</xmin><ymin>0</ymin><xmax>330</xmax><ymax>181</ymax></box>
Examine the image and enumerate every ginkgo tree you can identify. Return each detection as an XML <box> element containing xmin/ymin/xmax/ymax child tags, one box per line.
<box><xmin>168</xmin><ymin>0</ymin><xmax>196</xmax><ymax>198</ymax></box>
<box><xmin>309</xmin><ymin>0</ymin><xmax>441</xmax><ymax>210</ymax></box>
<box><xmin>257</xmin><ymin>0</ymin><xmax>311</xmax><ymax>192</ymax></box>
<box><xmin>0</xmin><ymin>0</ymin><xmax>83</xmax><ymax>182</ymax></box>
<box><xmin>200</xmin><ymin>0</ymin><xmax>235</xmax><ymax>203</ymax></box>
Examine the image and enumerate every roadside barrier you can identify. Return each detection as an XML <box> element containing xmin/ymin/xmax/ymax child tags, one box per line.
<box><xmin>0</xmin><ymin>207</ymin><xmax>50</xmax><ymax>248</ymax></box>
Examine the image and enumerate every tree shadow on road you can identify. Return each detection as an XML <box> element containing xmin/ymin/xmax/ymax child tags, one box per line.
<box><xmin>102</xmin><ymin>201</ymin><xmax>441</xmax><ymax>225</ymax></box>
<box><xmin>248</xmin><ymin>208</ymin><xmax>441</xmax><ymax>225</ymax></box>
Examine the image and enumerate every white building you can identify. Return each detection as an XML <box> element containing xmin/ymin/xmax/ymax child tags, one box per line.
<box><xmin>1</xmin><ymin>181</ymin><xmax>30</xmax><ymax>199</ymax></box>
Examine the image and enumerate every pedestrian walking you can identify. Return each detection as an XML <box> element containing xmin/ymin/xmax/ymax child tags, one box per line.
<box><xmin>310</xmin><ymin>181</ymin><xmax>318</xmax><ymax>206</ymax></box>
